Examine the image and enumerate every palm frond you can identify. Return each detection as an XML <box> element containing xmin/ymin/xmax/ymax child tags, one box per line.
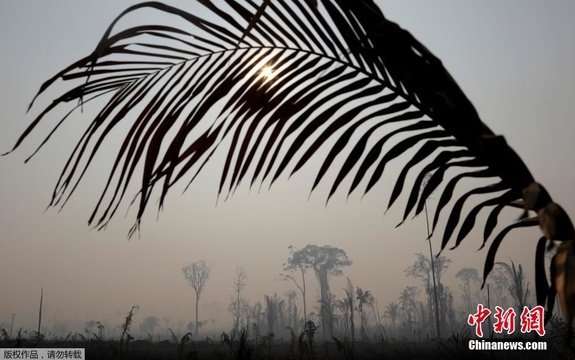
<box><xmin>6</xmin><ymin>0</ymin><xmax>575</xmax><ymax>322</ymax></box>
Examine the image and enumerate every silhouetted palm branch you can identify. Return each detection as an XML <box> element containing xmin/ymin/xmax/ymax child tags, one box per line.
<box><xmin>5</xmin><ymin>1</ymin><xmax>575</xmax><ymax>323</ymax></box>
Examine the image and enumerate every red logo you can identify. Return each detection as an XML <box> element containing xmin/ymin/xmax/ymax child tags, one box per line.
<box><xmin>468</xmin><ymin>305</ymin><xmax>546</xmax><ymax>337</ymax></box>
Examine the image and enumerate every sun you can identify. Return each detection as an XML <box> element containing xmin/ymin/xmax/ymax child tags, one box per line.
<box><xmin>259</xmin><ymin>65</ymin><xmax>276</xmax><ymax>82</ymax></box>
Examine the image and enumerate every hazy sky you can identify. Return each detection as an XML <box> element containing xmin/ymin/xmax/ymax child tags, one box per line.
<box><xmin>1</xmin><ymin>1</ymin><xmax>575</xmax><ymax>334</ymax></box>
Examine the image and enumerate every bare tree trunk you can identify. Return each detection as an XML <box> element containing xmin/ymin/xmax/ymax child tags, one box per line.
<box><xmin>235</xmin><ymin>285</ymin><xmax>241</xmax><ymax>332</ymax></box>
<box><xmin>37</xmin><ymin>288</ymin><xmax>43</xmax><ymax>336</ymax></box>
<box><xmin>9</xmin><ymin>314</ymin><xmax>15</xmax><ymax>339</ymax></box>
<box><xmin>317</xmin><ymin>269</ymin><xmax>333</xmax><ymax>340</ymax></box>
<box><xmin>195</xmin><ymin>291</ymin><xmax>200</xmax><ymax>335</ymax></box>
<box><xmin>301</xmin><ymin>267</ymin><xmax>307</xmax><ymax>325</ymax></box>
<box><xmin>425</xmin><ymin>203</ymin><xmax>441</xmax><ymax>338</ymax></box>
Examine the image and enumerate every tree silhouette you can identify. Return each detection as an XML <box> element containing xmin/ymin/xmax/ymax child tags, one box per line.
<box><xmin>399</xmin><ymin>286</ymin><xmax>419</xmax><ymax>335</ymax></box>
<box><xmin>285</xmin><ymin>290</ymin><xmax>299</xmax><ymax>331</ymax></box>
<box><xmin>247</xmin><ymin>300</ymin><xmax>264</xmax><ymax>332</ymax></box>
<box><xmin>286</xmin><ymin>244</ymin><xmax>351</xmax><ymax>340</ymax></box>
<box><xmin>281</xmin><ymin>245</ymin><xmax>310</xmax><ymax>324</ymax></box>
<box><xmin>406</xmin><ymin>253</ymin><xmax>450</xmax><ymax>336</ymax></box>
<box><xmin>341</xmin><ymin>277</ymin><xmax>355</xmax><ymax>354</ymax></box>
<box><xmin>264</xmin><ymin>293</ymin><xmax>285</xmax><ymax>335</ymax></box>
<box><xmin>355</xmin><ymin>287</ymin><xmax>373</xmax><ymax>341</ymax></box>
<box><xmin>229</xmin><ymin>266</ymin><xmax>248</xmax><ymax>333</ymax></box>
<box><xmin>486</xmin><ymin>266</ymin><xmax>510</xmax><ymax>310</ymax></box>
<box><xmin>384</xmin><ymin>302</ymin><xmax>399</xmax><ymax>331</ymax></box>
<box><xmin>496</xmin><ymin>261</ymin><xmax>531</xmax><ymax>313</ymax></box>
<box><xmin>182</xmin><ymin>260</ymin><xmax>212</xmax><ymax>335</ymax></box>
<box><xmin>334</xmin><ymin>296</ymin><xmax>350</xmax><ymax>338</ymax></box>
<box><xmin>455</xmin><ymin>267</ymin><xmax>480</xmax><ymax>315</ymax></box>
<box><xmin>6</xmin><ymin>0</ymin><xmax>575</xmax><ymax>324</ymax></box>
